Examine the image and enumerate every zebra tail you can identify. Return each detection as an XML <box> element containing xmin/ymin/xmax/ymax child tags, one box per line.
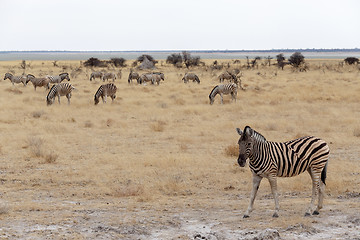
<box><xmin>321</xmin><ymin>161</ymin><xmax>328</xmax><ymax>185</ymax></box>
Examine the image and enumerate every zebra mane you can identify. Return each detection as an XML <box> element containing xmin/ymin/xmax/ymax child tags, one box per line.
<box><xmin>242</xmin><ymin>126</ymin><xmax>267</xmax><ymax>142</ymax></box>
<box><xmin>209</xmin><ymin>85</ymin><xmax>219</xmax><ymax>98</ymax></box>
<box><xmin>59</xmin><ymin>73</ymin><xmax>69</xmax><ymax>76</ymax></box>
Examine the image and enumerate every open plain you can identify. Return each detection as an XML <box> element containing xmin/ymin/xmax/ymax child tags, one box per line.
<box><xmin>0</xmin><ymin>58</ymin><xmax>359</xmax><ymax>239</ymax></box>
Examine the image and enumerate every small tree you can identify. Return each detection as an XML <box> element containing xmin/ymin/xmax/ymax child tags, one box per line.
<box><xmin>182</xmin><ymin>51</ymin><xmax>201</xmax><ymax>68</ymax></box>
<box><xmin>110</xmin><ymin>58</ymin><xmax>126</xmax><ymax>67</ymax></box>
<box><xmin>344</xmin><ymin>57</ymin><xmax>359</xmax><ymax>65</ymax></box>
<box><xmin>276</xmin><ymin>54</ymin><xmax>286</xmax><ymax>70</ymax></box>
<box><xmin>166</xmin><ymin>53</ymin><xmax>183</xmax><ymax>66</ymax></box>
<box><xmin>83</xmin><ymin>57</ymin><xmax>103</xmax><ymax>67</ymax></box>
<box><xmin>289</xmin><ymin>52</ymin><xmax>305</xmax><ymax>68</ymax></box>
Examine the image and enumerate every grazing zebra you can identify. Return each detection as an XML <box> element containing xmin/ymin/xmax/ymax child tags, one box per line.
<box><xmin>46</xmin><ymin>73</ymin><xmax>70</xmax><ymax>83</ymax></box>
<box><xmin>102</xmin><ymin>72</ymin><xmax>116</xmax><ymax>82</ymax></box>
<box><xmin>46</xmin><ymin>82</ymin><xmax>75</xmax><ymax>105</ymax></box>
<box><xmin>27</xmin><ymin>74</ymin><xmax>50</xmax><ymax>91</ymax></box>
<box><xmin>182</xmin><ymin>73</ymin><xmax>200</xmax><ymax>84</ymax></box>
<box><xmin>209</xmin><ymin>83</ymin><xmax>237</xmax><ymax>105</ymax></box>
<box><xmin>4</xmin><ymin>73</ymin><xmax>28</xmax><ymax>86</ymax></box>
<box><xmin>128</xmin><ymin>71</ymin><xmax>140</xmax><ymax>84</ymax></box>
<box><xmin>94</xmin><ymin>83</ymin><xmax>117</xmax><ymax>105</ymax></box>
<box><xmin>89</xmin><ymin>71</ymin><xmax>103</xmax><ymax>81</ymax></box>
<box><xmin>151</xmin><ymin>74</ymin><xmax>162</xmax><ymax>85</ymax></box>
<box><xmin>236</xmin><ymin>126</ymin><xmax>330</xmax><ymax>218</ymax></box>
<box><xmin>152</xmin><ymin>72</ymin><xmax>165</xmax><ymax>81</ymax></box>
<box><xmin>218</xmin><ymin>71</ymin><xmax>237</xmax><ymax>83</ymax></box>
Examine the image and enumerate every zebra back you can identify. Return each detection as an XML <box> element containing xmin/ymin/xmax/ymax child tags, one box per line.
<box><xmin>46</xmin><ymin>82</ymin><xmax>74</xmax><ymax>105</ymax></box>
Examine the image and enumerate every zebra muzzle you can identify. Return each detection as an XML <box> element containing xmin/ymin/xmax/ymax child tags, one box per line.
<box><xmin>238</xmin><ymin>154</ymin><xmax>246</xmax><ymax>167</ymax></box>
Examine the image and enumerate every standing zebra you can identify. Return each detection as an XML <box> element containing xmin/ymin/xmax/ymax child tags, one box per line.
<box><xmin>89</xmin><ymin>71</ymin><xmax>103</xmax><ymax>81</ymax></box>
<box><xmin>27</xmin><ymin>74</ymin><xmax>50</xmax><ymax>90</ymax></box>
<box><xmin>94</xmin><ymin>83</ymin><xmax>117</xmax><ymax>105</ymax></box>
<box><xmin>102</xmin><ymin>72</ymin><xmax>116</xmax><ymax>82</ymax></box>
<box><xmin>4</xmin><ymin>73</ymin><xmax>28</xmax><ymax>86</ymax></box>
<box><xmin>46</xmin><ymin>82</ymin><xmax>75</xmax><ymax>105</ymax></box>
<box><xmin>236</xmin><ymin>126</ymin><xmax>329</xmax><ymax>218</ymax></box>
<box><xmin>46</xmin><ymin>73</ymin><xmax>70</xmax><ymax>83</ymax></box>
<box><xmin>209</xmin><ymin>83</ymin><xmax>237</xmax><ymax>105</ymax></box>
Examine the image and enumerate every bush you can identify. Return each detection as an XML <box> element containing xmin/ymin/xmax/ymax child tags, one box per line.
<box><xmin>289</xmin><ymin>52</ymin><xmax>305</xmax><ymax>68</ymax></box>
<box><xmin>344</xmin><ymin>57</ymin><xmax>359</xmax><ymax>65</ymax></box>
<box><xmin>182</xmin><ymin>51</ymin><xmax>201</xmax><ymax>68</ymax></box>
<box><xmin>166</xmin><ymin>53</ymin><xmax>183</xmax><ymax>66</ymax></box>
<box><xmin>83</xmin><ymin>57</ymin><xmax>105</xmax><ymax>67</ymax></box>
<box><xmin>110</xmin><ymin>58</ymin><xmax>126</xmax><ymax>67</ymax></box>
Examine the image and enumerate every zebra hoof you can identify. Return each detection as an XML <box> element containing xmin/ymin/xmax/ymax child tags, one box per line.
<box><xmin>313</xmin><ymin>210</ymin><xmax>320</xmax><ymax>215</ymax></box>
<box><xmin>272</xmin><ymin>213</ymin><xmax>279</xmax><ymax>218</ymax></box>
<box><xmin>243</xmin><ymin>215</ymin><xmax>250</xmax><ymax>218</ymax></box>
<box><xmin>304</xmin><ymin>212</ymin><xmax>311</xmax><ymax>217</ymax></box>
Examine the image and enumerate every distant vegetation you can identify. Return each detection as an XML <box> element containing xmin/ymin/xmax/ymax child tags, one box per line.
<box><xmin>83</xmin><ymin>57</ymin><xmax>126</xmax><ymax>67</ymax></box>
<box><xmin>166</xmin><ymin>51</ymin><xmax>201</xmax><ymax>68</ymax></box>
<box><xmin>344</xmin><ymin>57</ymin><xmax>359</xmax><ymax>65</ymax></box>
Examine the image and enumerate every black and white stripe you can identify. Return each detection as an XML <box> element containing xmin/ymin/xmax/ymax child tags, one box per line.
<box><xmin>4</xmin><ymin>73</ymin><xmax>28</xmax><ymax>86</ymax></box>
<box><xmin>209</xmin><ymin>83</ymin><xmax>237</xmax><ymax>104</ymax></box>
<box><xmin>46</xmin><ymin>82</ymin><xmax>75</xmax><ymax>105</ymax></box>
<box><xmin>182</xmin><ymin>73</ymin><xmax>200</xmax><ymax>84</ymax></box>
<box><xmin>46</xmin><ymin>73</ymin><xmax>70</xmax><ymax>84</ymax></box>
<box><xmin>236</xmin><ymin>126</ymin><xmax>330</xmax><ymax>218</ymax></box>
<box><xmin>90</xmin><ymin>72</ymin><xmax>103</xmax><ymax>81</ymax></box>
<box><xmin>94</xmin><ymin>83</ymin><xmax>117</xmax><ymax>105</ymax></box>
<box><xmin>102</xmin><ymin>72</ymin><xmax>116</xmax><ymax>82</ymax></box>
<box><xmin>27</xmin><ymin>74</ymin><xmax>50</xmax><ymax>90</ymax></box>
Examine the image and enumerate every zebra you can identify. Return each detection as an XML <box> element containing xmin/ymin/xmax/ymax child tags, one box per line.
<box><xmin>102</xmin><ymin>72</ymin><xmax>116</xmax><ymax>82</ymax></box>
<box><xmin>128</xmin><ymin>71</ymin><xmax>140</xmax><ymax>84</ymax></box>
<box><xmin>138</xmin><ymin>73</ymin><xmax>153</xmax><ymax>84</ymax></box>
<box><xmin>218</xmin><ymin>71</ymin><xmax>237</xmax><ymax>83</ymax></box>
<box><xmin>46</xmin><ymin>73</ymin><xmax>70</xmax><ymax>83</ymax></box>
<box><xmin>151</xmin><ymin>74</ymin><xmax>162</xmax><ymax>85</ymax></box>
<box><xmin>94</xmin><ymin>83</ymin><xmax>117</xmax><ymax>105</ymax></box>
<box><xmin>236</xmin><ymin>126</ymin><xmax>329</xmax><ymax>218</ymax></box>
<box><xmin>89</xmin><ymin>71</ymin><xmax>103</xmax><ymax>81</ymax></box>
<box><xmin>152</xmin><ymin>72</ymin><xmax>165</xmax><ymax>81</ymax></box>
<box><xmin>209</xmin><ymin>83</ymin><xmax>237</xmax><ymax>105</ymax></box>
<box><xmin>26</xmin><ymin>74</ymin><xmax>50</xmax><ymax>91</ymax></box>
<box><xmin>4</xmin><ymin>73</ymin><xmax>28</xmax><ymax>86</ymax></box>
<box><xmin>46</xmin><ymin>82</ymin><xmax>75</xmax><ymax>105</ymax></box>
<box><xmin>182</xmin><ymin>73</ymin><xmax>200</xmax><ymax>84</ymax></box>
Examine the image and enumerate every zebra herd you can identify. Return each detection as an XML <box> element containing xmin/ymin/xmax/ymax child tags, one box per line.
<box><xmin>3</xmin><ymin>70</ymin><xmax>245</xmax><ymax>105</ymax></box>
<box><xmin>2</xmin><ymin>69</ymin><xmax>331</xmax><ymax>218</ymax></box>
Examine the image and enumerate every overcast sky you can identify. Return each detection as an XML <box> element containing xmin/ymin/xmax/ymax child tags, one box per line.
<box><xmin>1</xmin><ymin>0</ymin><xmax>359</xmax><ymax>51</ymax></box>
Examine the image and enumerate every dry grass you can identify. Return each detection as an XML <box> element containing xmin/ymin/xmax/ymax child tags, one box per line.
<box><xmin>0</xmin><ymin>59</ymin><xmax>359</xmax><ymax>237</ymax></box>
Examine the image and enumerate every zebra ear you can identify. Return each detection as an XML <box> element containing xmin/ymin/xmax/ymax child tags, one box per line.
<box><xmin>236</xmin><ymin>128</ymin><xmax>243</xmax><ymax>136</ymax></box>
<box><xmin>244</xmin><ymin>126</ymin><xmax>254</xmax><ymax>137</ymax></box>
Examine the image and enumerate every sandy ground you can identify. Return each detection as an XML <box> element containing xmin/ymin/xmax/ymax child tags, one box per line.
<box><xmin>0</xmin><ymin>58</ymin><xmax>359</xmax><ymax>239</ymax></box>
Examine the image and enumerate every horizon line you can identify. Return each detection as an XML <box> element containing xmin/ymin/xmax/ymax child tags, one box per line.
<box><xmin>1</xmin><ymin>48</ymin><xmax>359</xmax><ymax>53</ymax></box>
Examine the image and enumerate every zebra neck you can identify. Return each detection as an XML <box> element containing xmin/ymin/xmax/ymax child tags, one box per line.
<box><xmin>249</xmin><ymin>140</ymin><xmax>268</xmax><ymax>164</ymax></box>
<box><xmin>210</xmin><ymin>87</ymin><xmax>219</xmax><ymax>98</ymax></box>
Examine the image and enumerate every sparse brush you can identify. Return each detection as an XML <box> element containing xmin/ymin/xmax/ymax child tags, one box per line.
<box><xmin>353</xmin><ymin>128</ymin><xmax>360</xmax><ymax>137</ymax></box>
<box><xmin>44</xmin><ymin>151</ymin><xmax>58</xmax><ymax>164</ymax></box>
<box><xmin>224</xmin><ymin>144</ymin><xmax>238</xmax><ymax>157</ymax></box>
<box><xmin>32</xmin><ymin>110</ymin><xmax>44</xmax><ymax>119</ymax></box>
<box><xmin>151</xmin><ymin>120</ymin><xmax>166</xmax><ymax>132</ymax></box>
<box><xmin>27</xmin><ymin>136</ymin><xmax>44</xmax><ymax>158</ymax></box>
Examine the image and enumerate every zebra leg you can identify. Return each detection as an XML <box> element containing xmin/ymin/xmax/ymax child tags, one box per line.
<box><xmin>67</xmin><ymin>93</ymin><xmax>71</xmax><ymax>105</ymax></box>
<box><xmin>268</xmin><ymin>176</ymin><xmax>280</xmax><ymax>217</ymax></box>
<box><xmin>244</xmin><ymin>174</ymin><xmax>262</xmax><ymax>218</ymax></box>
<box><xmin>104</xmin><ymin>95</ymin><xmax>107</xmax><ymax>103</ymax></box>
<box><xmin>316</xmin><ymin>180</ymin><xmax>326</xmax><ymax>214</ymax></box>
<box><xmin>58</xmin><ymin>95</ymin><xmax>61</xmax><ymax>104</ymax></box>
<box><xmin>220</xmin><ymin>93</ymin><xmax>223</xmax><ymax>104</ymax></box>
<box><xmin>306</xmin><ymin>168</ymin><xmax>320</xmax><ymax>216</ymax></box>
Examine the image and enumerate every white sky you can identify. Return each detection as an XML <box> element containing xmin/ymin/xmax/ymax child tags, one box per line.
<box><xmin>1</xmin><ymin>0</ymin><xmax>359</xmax><ymax>51</ymax></box>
